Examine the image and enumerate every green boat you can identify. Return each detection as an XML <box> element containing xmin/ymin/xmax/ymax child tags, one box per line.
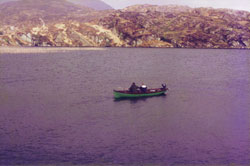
<box><xmin>113</xmin><ymin>86</ymin><xmax>168</xmax><ymax>99</ymax></box>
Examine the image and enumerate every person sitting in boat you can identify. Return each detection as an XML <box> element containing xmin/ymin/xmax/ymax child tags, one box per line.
<box><xmin>140</xmin><ymin>84</ymin><xmax>147</xmax><ymax>93</ymax></box>
<box><xmin>129</xmin><ymin>82</ymin><xmax>138</xmax><ymax>93</ymax></box>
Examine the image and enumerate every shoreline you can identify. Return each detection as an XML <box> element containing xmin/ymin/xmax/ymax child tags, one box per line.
<box><xmin>0</xmin><ymin>46</ymin><xmax>249</xmax><ymax>54</ymax></box>
<box><xmin>0</xmin><ymin>47</ymin><xmax>107</xmax><ymax>54</ymax></box>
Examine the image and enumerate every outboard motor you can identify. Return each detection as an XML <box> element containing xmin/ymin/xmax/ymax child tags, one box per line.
<box><xmin>161</xmin><ymin>84</ymin><xmax>167</xmax><ymax>90</ymax></box>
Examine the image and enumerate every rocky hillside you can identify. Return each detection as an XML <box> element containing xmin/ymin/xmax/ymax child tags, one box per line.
<box><xmin>0</xmin><ymin>2</ymin><xmax>250</xmax><ymax>48</ymax></box>
<box><xmin>97</xmin><ymin>5</ymin><xmax>250</xmax><ymax>48</ymax></box>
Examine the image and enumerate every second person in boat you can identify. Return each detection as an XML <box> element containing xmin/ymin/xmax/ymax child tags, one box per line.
<box><xmin>140</xmin><ymin>83</ymin><xmax>147</xmax><ymax>93</ymax></box>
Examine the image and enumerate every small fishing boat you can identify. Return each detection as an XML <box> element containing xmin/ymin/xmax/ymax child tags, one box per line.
<box><xmin>114</xmin><ymin>84</ymin><xmax>168</xmax><ymax>99</ymax></box>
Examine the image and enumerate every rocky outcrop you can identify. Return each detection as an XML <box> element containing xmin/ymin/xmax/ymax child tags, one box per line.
<box><xmin>0</xmin><ymin>2</ymin><xmax>250</xmax><ymax>48</ymax></box>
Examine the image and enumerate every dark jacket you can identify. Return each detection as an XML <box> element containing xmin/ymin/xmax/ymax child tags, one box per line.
<box><xmin>129</xmin><ymin>83</ymin><xmax>138</xmax><ymax>93</ymax></box>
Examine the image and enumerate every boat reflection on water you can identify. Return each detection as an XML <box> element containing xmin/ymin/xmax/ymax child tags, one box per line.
<box><xmin>114</xmin><ymin>93</ymin><xmax>167</xmax><ymax>103</ymax></box>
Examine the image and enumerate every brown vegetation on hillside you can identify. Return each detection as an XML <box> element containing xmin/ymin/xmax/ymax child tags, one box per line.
<box><xmin>0</xmin><ymin>2</ymin><xmax>249</xmax><ymax>48</ymax></box>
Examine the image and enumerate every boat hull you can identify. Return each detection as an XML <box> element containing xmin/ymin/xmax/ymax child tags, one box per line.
<box><xmin>113</xmin><ymin>89</ymin><xmax>167</xmax><ymax>99</ymax></box>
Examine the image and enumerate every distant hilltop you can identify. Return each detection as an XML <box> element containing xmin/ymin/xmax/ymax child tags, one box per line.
<box><xmin>0</xmin><ymin>0</ymin><xmax>113</xmax><ymax>10</ymax></box>
<box><xmin>0</xmin><ymin>0</ymin><xmax>250</xmax><ymax>48</ymax></box>
<box><xmin>67</xmin><ymin>0</ymin><xmax>113</xmax><ymax>10</ymax></box>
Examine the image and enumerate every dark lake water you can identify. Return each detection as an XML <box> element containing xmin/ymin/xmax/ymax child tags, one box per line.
<box><xmin>0</xmin><ymin>48</ymin><xmax>250</xmax><ymax>166</ymax></box>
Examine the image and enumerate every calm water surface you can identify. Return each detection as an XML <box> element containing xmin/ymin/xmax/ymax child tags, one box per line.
<box><xmin>0</xmin><ymin>48</ymin><xmax>250</xmax><ymax>166</ymax></box>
